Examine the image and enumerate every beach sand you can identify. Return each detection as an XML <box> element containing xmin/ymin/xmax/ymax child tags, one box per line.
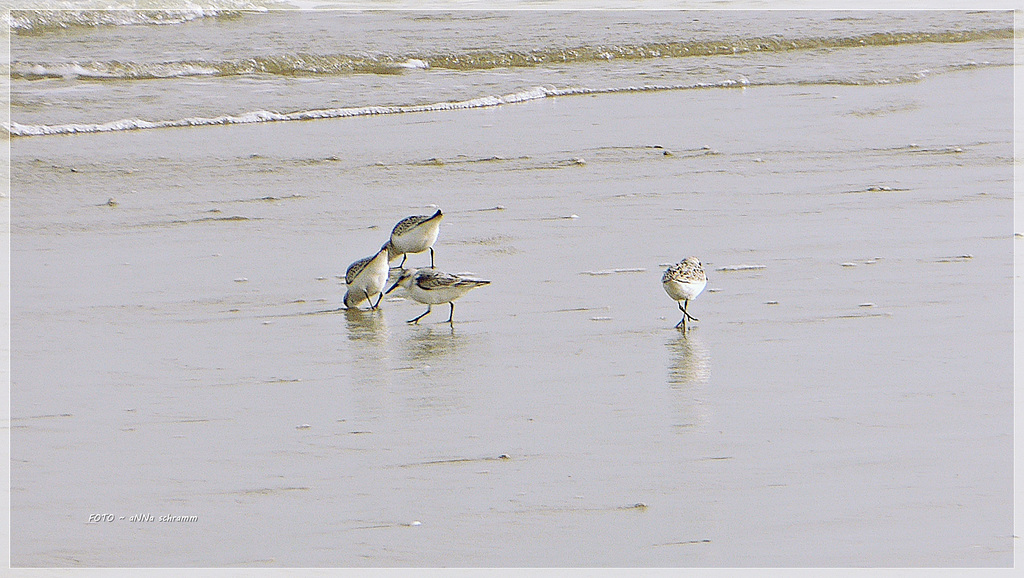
<box><xmin>10</xmin><ymin>65</ymin><xmax>1012</xmax><ymax>566</ymax></box>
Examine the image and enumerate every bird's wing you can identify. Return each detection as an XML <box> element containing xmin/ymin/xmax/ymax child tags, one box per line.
<box><xmin>391</xmin><ymin>214</ymin><xmax>428</xmax><ymax>236</ymax></box>
<box><xmin>345</xmin><ymin>256</ymin><xmax>371</xmax><ymax>284</ymax></box>
<box><xmin>415</xmin><ymin>270</ymin><xmax>460</xmax><ymax>290</ymax></box>
<box><xmin>662</xmin><ymin>263</ymin><xmax>683</xmax><ymax>283</ymax></box>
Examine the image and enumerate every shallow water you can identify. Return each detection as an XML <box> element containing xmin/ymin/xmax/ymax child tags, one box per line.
<box><xmin>8</xmin><ymin>9</ymin><xmax>1014</xmax><ymax>568</ymax></box>
<box><xmin>8</xmin><ymin>9</ymin><xmax>1012</xmax><ymax>132</ymax></box>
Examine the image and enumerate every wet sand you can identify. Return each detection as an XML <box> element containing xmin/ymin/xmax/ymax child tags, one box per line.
<box><xmin>10</xmin><ymin>65</ymin><xmax>1013</xmax><ymax>566</ymax></box>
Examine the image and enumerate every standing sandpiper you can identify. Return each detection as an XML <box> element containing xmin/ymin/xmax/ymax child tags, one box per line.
<box><xmin>663</xmin><ymin>256</ymin><xmax>707</xmax><ymax>331</ymax></box>
<box><xmin>385</xmin><ymin>267</ymin><xmax>490</xmax><ymax>324</ymax></box>
<box><xmin>383</xmin><ymin>209</ymin><xmax>443</xmax><ymax>268</ymax></box>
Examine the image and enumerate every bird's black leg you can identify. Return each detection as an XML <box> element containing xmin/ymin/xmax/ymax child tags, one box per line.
<box><xmin>445</xmin><ymin>302</ymin><xmax>455</xmax><ymax>324</ymax></box>
<box><xmin>399</xmin><ymin>254</ymin><xmax>407</xmax><ymax>268</ymax></box>
<box><xmin>675</xmin><ymin>301</ymin><xmax>687</xmax><ymax>330</ymax></box>
<box><xmin>409</xmin><ymin>305</ymin><xmax>431</xmax><ymax>324</ymax></box>
<box><xmin>372</xmin><ymin>292</ymin><xmax>383</xmax><ymax>309</ymax></box>
<box><xmin>683</xmin><ymin>299</ymin><xmax>699</xmax><ymax>322</ymax></box>
<box><xmin>429</xmin><ymin>247</ymin><xmax>435</xmax><ymax>268</ymax></box>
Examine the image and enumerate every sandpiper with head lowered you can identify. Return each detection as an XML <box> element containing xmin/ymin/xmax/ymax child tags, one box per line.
<box><xmin>385</xmin><ymin>267</ymin><xmax>490</xmax><ymax>324</ymax></box>
<box><xmin>662</xmin><ymin>256</ymin><xmax>707</xmax><ymax>331</ymax></box>
<box><xmin>383</xmin><ymin>209</ymin><xmax>443</xmax><ymax>268</ymax></box>
<box><xmin>343</xmin><ymin>246</ymin><xmax>390</xmax><ymax>310</ymax></box>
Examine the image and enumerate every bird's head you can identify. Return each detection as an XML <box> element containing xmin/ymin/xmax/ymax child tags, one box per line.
<box><xmin>385</xmin><ymin>269</ymin><xmax>415</xmax><ymax>294</ymax></box>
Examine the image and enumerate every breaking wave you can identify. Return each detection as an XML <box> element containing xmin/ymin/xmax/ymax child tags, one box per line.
<box><xmin>6</xmin><ymin>72</ymin><xmax>963</xmax><ymax>137</ymax></box>
<box><xmin>11</xmin><ymin>27</ymin><xmax>1013</xmax><ymax>80</ymax></box>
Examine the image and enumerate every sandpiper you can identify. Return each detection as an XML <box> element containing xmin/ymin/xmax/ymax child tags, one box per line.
<box><xmin>662</xmin><ymin>256</ymin><xmax>707</xmax><ymax>331</ymax></box>
<box><xmin>385</xmin><ymin>267</ymin><xmax>490</xmax><ymax>324</ymax></box>
<box><xmin>384</xmin><ymin>209</ymin><xmax>443</xmax><ymax>268</ymax></box>
<box><xmin>343</xmin><ymin>246</ymin><xmax>390</xmax><ymax>310</ymax></box>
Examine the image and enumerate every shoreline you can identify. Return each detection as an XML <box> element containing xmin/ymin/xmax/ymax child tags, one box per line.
<box><xmin>10</xmin><ymin>63</ymin><xmax>1013</xmax><ymax>567</ymax></box>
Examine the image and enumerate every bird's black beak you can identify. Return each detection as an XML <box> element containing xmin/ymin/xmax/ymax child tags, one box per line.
<box><xmin>385</xmin><ymin>280</ymin><xmax>400</xmax><ymax>294</ymax></box>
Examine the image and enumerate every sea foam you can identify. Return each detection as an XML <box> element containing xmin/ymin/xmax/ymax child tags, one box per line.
<box><xmin>4</xmin><ymin>81</ymin><xmax>747</xmax><ymax>137</ymax></box>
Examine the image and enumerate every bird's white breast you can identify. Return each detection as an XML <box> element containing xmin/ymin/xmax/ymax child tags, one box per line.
<box><xmin>356</xmin><ymin>251</ymin><xmax>390</xmax><ymax>295</ymax></box>
<box><xmin>663</xmin><ymin>278</ymin><xmax>706</xmax><ymax>302</ymax></box>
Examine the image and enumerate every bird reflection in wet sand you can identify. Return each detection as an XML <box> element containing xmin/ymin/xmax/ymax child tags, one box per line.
<box><xmin>667</xmin><ymin>331</ymin><xmax>711</xmax><ymax>433</ymax></box>
<box><xmin>404</xmin><ymin>323</ymin><xmax>466</xmax><ymax>362</ymax></box>
<box><xmin>344</xmin><ymin>307</ymin><xmax>387</xmax><ymax>343</ymax></box>
<box><xmin>394</xmin><ymin>324</ymin><xmax>475</xmax><ymax>415</ymax></box>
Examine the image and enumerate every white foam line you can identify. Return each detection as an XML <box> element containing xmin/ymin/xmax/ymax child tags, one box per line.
<box><xmin>5</xmin><ymin>80</ymin><xmax>746</xmax><ymax>137</ymax></box>
<box><xmin>6</xmin><ymin>3</ymin><xmax>268</xmax><ymax>32</ymax></box>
